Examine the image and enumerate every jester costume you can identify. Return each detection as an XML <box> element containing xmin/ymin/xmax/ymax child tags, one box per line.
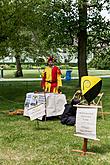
<box><xmin>41</xmin><ymin>57</ymin><xmax>62</xmax><ymax>93</ymax></box>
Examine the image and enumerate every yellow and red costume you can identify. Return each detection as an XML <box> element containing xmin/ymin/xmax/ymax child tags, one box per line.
<box><xmin>41</xmin><ymin>57</ymin><xmax>62</xmax><ymax>93</ymax></box>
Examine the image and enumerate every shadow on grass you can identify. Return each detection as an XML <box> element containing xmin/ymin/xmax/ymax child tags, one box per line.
<box><xmin>0</xmin><ymin>111</ymin><xmax>6</xmax><ymax>115</ymax></box>
<box><xmin>34</xmin><ymin>127</ymin><xmax>52</xmax><ymax>131</ymax></box>
<box><xmin>88</xmin><ymin>143</ymin><xmax>110</xmax><ymax>154</ymax></box>
<box><xmin>33</xmin><ymin>119</ymin><xmax>52</xmax><ymax>131</ymax></box>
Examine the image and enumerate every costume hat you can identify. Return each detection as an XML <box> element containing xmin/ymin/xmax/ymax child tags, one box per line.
<box><xmin>47</xmin><ymin>56</ymin><xmax>54</xmax><ymax>63</ymax></box>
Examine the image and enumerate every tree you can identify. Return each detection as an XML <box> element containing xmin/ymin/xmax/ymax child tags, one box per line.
<box><xmin>0</xmin><ymin>0</ymin><xmax>27</xmax><ymax>76</ymax></box>
<box><xmin>87</xmin><ymin>2</ymin><xmax>110</xmax><ymax>69</ymax></box>
<box><xmin>0</xmin><ymin>0</ymin><xmax>43</xmax><ymax>76</ymax></box>
<box><xmin>0</xmin><ymin>0</ymin><xmax>110</xmax><ymax>81</ymax></box>
<box><xmin>78</xmin><ymin>0</ymin><xmax>88</xmax><ymax>84</ymax></box>
<box><xmin>36</xmin><ymin>0</ymin><xmax>110</xmax><ymax>84</ymax></box>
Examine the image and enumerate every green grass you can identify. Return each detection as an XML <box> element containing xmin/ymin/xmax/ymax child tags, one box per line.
<box><xmin>0</xmin><ymin>78</ymin><xmax>110</xmax><ymax>164</ymax></box>
<box><xmin>2</xmin><ymin>69</ymin><xmax>110</xmax><ymax>78</ymax></box>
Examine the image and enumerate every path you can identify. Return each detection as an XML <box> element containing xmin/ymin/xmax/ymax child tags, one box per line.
<box><xmin>0</xmin><ymin>75</ymin><xmax>110</xmax><ymax>82</ymax></box>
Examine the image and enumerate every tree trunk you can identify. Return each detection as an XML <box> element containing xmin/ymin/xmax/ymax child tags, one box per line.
<box><xmin>15</xmin><ymin>55</ymin><xmax>23</xmax><ymax>77</ymax></box>
<box><xmin>78</xmin><ymin>0</ymin><xmax>88</xmax><ymax>86</ymax></box>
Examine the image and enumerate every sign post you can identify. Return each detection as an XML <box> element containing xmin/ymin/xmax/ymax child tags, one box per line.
<box><xmin>72</xmin><ymin>104</ymin><xmax>101</xmax><ymax>155</ymax></box>
<box><xmin>72</xmin><ymin>76</ymin><xmax>102</xmax><ymax>155</ymax></box>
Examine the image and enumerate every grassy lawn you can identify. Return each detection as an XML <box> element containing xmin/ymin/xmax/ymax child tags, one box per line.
<box><xmin>0</xmin><ymin>78</ymin><xmax>110</xmax><ymax>164</ymax></box>
<box><xmin>2</xmin><ymin>68</ymin><xmax>110</xmax><ymax>78</ymax></box>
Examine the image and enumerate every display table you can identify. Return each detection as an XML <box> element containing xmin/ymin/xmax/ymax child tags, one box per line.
<box><xmin>23</xmin><ymin>92</ymin><xmax>67</xmax><ymax>120</ymax></box>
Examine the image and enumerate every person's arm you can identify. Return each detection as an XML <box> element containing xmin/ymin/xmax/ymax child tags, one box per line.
<box><xmin>41</xmin><ymin>69</ymin><xmax>46</xmax><ymax>89</ymax></box>
<box><xmin>57</xmin><ymin>68</ymin><xmax>62</xmax><ymax>87</ymax></box>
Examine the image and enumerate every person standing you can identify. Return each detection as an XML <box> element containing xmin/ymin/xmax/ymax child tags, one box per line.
<box><xmin>41</xmin><ymin>56</ymin><xmax>62</xmax><ymax>93</ymax></box>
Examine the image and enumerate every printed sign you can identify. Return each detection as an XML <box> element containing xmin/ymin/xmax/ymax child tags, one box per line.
<box><xmin>24</xmin><ymin>92</ymin><xmax>67</xmax><ymax>120</ymax></box>
<box><xmin>28</xmin><ymin>104</ymin><xmax>46</xmax><ymax>121</ymax></box>
<box><xmin>75</xmin><ymin>106</ymin><xmax>98</xmax><ymax>140</ymax></box>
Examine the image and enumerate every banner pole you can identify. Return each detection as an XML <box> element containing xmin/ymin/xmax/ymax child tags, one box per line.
<box><xmin>43</xmin><ymin>85</ymin><xmax>47</xmax><ymax>121</ymax></box>
<box><xmin>82</xmin><ymin>138</ymin><xmax>88</xmax><ymax>155</ymax></box>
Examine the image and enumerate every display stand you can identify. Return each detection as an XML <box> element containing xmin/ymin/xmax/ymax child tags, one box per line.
<box><xmin>72</xmin><ymin>138</ymin><xmax>97</xmax><ymax>156</ymax></box>
<box><xmin>44</xmin><ymin>92</ymin><xmax>47</xmax><ymax>121</ymax></box>
<box><xmin>72</xmin><ymin>104</ymin><xmax>101</xmax><ymax>156</ymax></box>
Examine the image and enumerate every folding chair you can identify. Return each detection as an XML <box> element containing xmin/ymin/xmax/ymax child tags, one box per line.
<box><xmin>72</xmin><ymin>90</ymin><xmax>87</xmax><ymax>104</ymax></box>
<box><xmin>92</xmin><ymin>93</ymin><xmax>104</xmax><ymax>119</ymax></box>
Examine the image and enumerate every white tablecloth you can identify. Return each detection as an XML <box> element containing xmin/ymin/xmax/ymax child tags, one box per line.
<box><xmin>23</xmin><ymin>92</ymin><xmax>67</xmax><ymax>120</ymax></box>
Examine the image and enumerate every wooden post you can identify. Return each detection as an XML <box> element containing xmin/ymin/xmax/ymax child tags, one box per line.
<box><xmin>82</xmin><ymin>138</ymin><xmax>88</xmax><ymax>155</ymax></box>
<box><xmin>81</xmin><ymin>102</ymin><xmax>90</xmax><ymax>155</ymax></box>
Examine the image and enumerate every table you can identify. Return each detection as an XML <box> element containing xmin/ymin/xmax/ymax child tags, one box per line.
<box><xmin>24</xmin><ymin>92</ymin><xmax>67</xmax><ymax>120</ymax></box>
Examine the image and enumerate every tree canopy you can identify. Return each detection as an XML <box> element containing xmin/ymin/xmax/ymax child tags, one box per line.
<box><xmin>0</xmin><ymin>0</ymin><xmax>110</xmax><ymax>80</ymax></box>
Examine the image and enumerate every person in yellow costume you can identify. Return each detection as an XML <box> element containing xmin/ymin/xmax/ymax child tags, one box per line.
<box><xmin>41</xmin><ymin>56</ymin><xmax>62</xmax><ymax>93</ymax></box>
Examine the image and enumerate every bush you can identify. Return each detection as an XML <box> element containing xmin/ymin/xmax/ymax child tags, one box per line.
<box><xmin>89</xmin><ymin>50</ymin><xmax>110</xmax><ymax>70</ymax></box>
<box><xmin>89</xmin><ymin>57</ymin><xmax>110</xmax><ymax>70</ymax></box>
<box><xmin>60</xmin><ymin>65</ymin><xmax>69</xmax><ymax>69</ymax></box>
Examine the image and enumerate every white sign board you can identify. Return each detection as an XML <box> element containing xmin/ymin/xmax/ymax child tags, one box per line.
<box><xmin>75</xmin><ymin>106</ymin><xmax>98</xmax><ymax>140</ymax></box>
<box><xmin>27</xmin><ymin>104</ymin><xmax>46</xmax><ymax>121</ymax></box>
<box><xmin>46</xmin><ymin>93</ymin><xmax>67</xmax><ymax>117</ymax></box>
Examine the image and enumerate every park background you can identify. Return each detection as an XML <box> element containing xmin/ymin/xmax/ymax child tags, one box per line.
<box><xmin>0</xmin><ymin>0</ymin><xmax>110</xmax><ymax>164</ymax></box>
